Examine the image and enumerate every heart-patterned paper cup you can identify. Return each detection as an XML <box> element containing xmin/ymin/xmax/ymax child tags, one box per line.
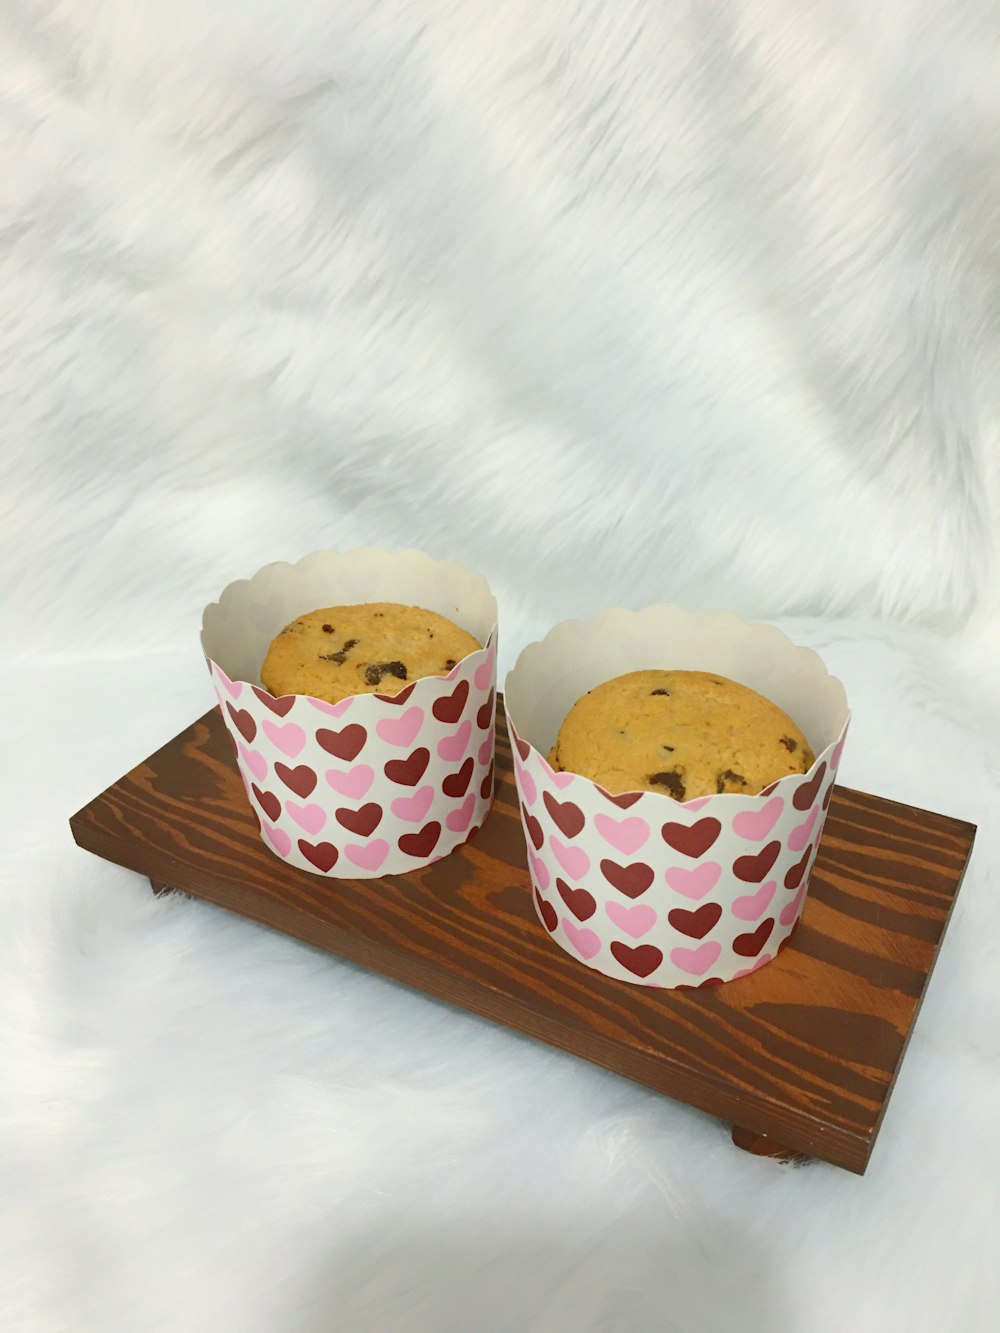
<box><xmin>202</xmin><ymin>548</ymin><xmax>498</xmax><ymax>878</ymax></box>
<box><xmin>504</xmin><ymin>607</ymin><xmax>850</xmax><ymax>989</ymax></box>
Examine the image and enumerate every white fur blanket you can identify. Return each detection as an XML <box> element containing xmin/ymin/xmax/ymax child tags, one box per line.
<box><xmin>2</xmin><ymin>2</ymin><xmax>998</xmax><ymax>1329</ymax></box>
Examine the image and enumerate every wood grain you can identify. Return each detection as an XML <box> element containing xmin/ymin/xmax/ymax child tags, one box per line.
<box><xmin>70</xmin><ymin>698</ymin><xmax>975</xmax><ymax>1174</ymax></box>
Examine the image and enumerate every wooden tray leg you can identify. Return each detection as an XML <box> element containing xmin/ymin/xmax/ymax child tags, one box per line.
<box><xmin>731</xmin><ymin>1124</ymin><xmax>809</xmax><ymax>1164</ymax></box>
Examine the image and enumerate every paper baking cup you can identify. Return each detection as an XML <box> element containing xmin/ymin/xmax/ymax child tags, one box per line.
<box><xmin>201</xmin><ymin>549</ymin><xmax>498</xmax><ymax>878</ymax></box>
<box><xmin>504</xmin><ymin>607</ymin><xmax>850</xmax><ymax>988</ymax></box>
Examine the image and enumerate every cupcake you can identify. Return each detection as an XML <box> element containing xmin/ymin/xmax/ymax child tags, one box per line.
<box><xmin>548</xmin><ymin>669</ymin><xmax>814</xmax><ymax>798</ymax></box>
<box><xmin>504</xmin><ymin>606</ymin><xmax>850</xmax><ymax>989</ymax></box>
<box><xmin>261</xmin><ymin>603</ymin><xmax>482</xmax><ymax>705</ymax></box>
<box><xmin>202</xmin><ymin>549</ymin><xmax>498</xmax><ymax>878</ymax></box>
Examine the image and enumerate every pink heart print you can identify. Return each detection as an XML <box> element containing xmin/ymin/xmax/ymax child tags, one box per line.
<box><xmin>731</xmin><ymin>797</ymin><xmax>784</xmax><ymax>842</ymax></box>
<box><xmin>664</xmin><ymin>861</ymin><xmax>722</xmax><ymax>900</ymax></box>
<box><xmin>345</xmin><ymin>839</ymin><xmax>389</xmax><ymax>872</ymax></box>
<box><xmin>732</xmin><ymin>880</ymin><xmax>776</xmax><ymax>922</ymax></box>
<box><xmin>477</xmin><ymin>730</ymin><xmax>494</xmax><ymax>767</ymax></box>
<box><xmin>594</xmin><ymin>814</ymin><xmax>651</xmax><ymax>856</ymax></box>
<box><xmin>780</xmin><ymin>885</ymin><xmax>806</xmax><ymax>926</ymax></box>
<box><xmin>606</xmin><ymin>901</ymin><xmax>658</xmax><ymax>939</ymax></box>
<box><xmin>473</xmin><ymin>646</ymin><xmax>495</xmax><ymax>691</ymax></box>
<box><xmin>263</xmin><ymin>823</ymin><xmax>291</xmax><ymax>856</ymax></box>
<box><xmin>670</xmin><ymin>941</ymin><xmax>722</xmax><ymax>976</ymax></box>
<box><xmin>562</xmin><ymin>917</ymin><xmax>601</xmax><ymax>960</ymax></box>
<box><xmin>528</xmin><ymin>849</ymin><xmax>551</xmax><ymax>891</ymax></box>
<box><xmin>789</xmin><ymin>805</ymin><xmax>819</xmax><ymax>852</ymax></box>
<box><xmin>550</xmin><ymin>837</ymin><xmax>591</xmax><ymax>880</ymax></box>
<box><xmin>216</xmin><ymin>667</ymin><xmax>243</xmax><ymax>699</ymax></box>
<box><xmin>550</xmin><ymin>771</ymin><xmax>575</xmax><ymax>790</ymax></box>
<box><xmin>391</xmin><ymin>785</ymin><xmax>435</xmax><ymax>824</ymax></box>
<box><xmin>310</xmin><ymin>697</ymin><xmax>353</xmax><ymax>717</ymax></box>
<box><xmin>286</xmin><ymin>801</ymin><xmax>327</xmax><ymax>835</ymax></box>
<box><xmin>446</xmin><ymin>793</ymin><xmax>476</xmax><ymax>833</ymax></box>
<box><xmin>516</xmin><ymin>763</ymin><xmax>537</xmax><ymax>807</ymax></box>
<box><xmin>376</xmin><ymin>706</ymin><xmax>424</xmax><ymax>748</ymax></box>
<box><xmin>437</xmin><ymin>720</ymin><xmax>471</xmax><ymax>762</ymax></box>
<box><xmin>238</xmin><ymin>743</ymin><xmax>268</xmax><ymax>782</ymax></box>
<box><xmin>262</xmin><ymin>720</ymin><xmax>306</xmax><ymax>758</ymax></box>
<box><xmin>325</xmin><ymin>764</ymin><xmax>375</xmax><ymax>799</ymax></box>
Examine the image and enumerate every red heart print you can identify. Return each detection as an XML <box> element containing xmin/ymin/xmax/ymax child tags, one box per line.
<box><xmin>432</xmin><ymin>678</ymin><xmax>469</xmax><ymax>723</ymax></box>
<box><xmin>251</xmin><ymin>785</ymin><xmax>281</xmax><ymax>822</ymax></box>
<box><xmin>274</xmin><ymin>763</ymin><xmax>317</xmax><ymax>798</ymax></box>
<box><xmin>733</xmin><ymin>840</ymin><xmax>780</xmax><ymax>883</ymax></box>
<box><xmin>515</xmin><ymin>735</ymin><xmax>531</xmax><ymax>762</ymax></box>
<box><xmin>733</xmin><ymin>918</ymin><xmax>774</xmax><ymax>957</ymax></box>
<box><xmin>297</xmin><ymin>839</ymin><xmax>339</xmax><ymax>873</ymax></box>
<box><xmin>317</xmin><ymin>725</ymin><xmax>367</xmax><ymax>762</ymax></box>
<box><xmin>384</xmin><ymin>747</ymin><xmax>430</xmax><ymax>787</ymax></box>
<box><xmin>784</xmin><ymin>844</ymin><xmax>812</xmax><ymax>889</ymax></box>
<box><xmin>555</xmin><ymin>877</ymin><xmax>596</xmax><ymax>921</ymax></box>
<box><xmin>398</xmin><ymin>821</ymin><xmax>441</xmax><ymax>858</ymax></box>
<box><xmin>252</xmin><ymin>687</ymin><xmax>295</xmax><ymax>716</ymax></box>
<box><xmin>699</xmin><ymin>976</ymin><xmax>725</xmax><ymax>989</ymax></box>
<box><xmin>667</xmin><ymin>903</ymin><xmax>722</xmax><ymax>939</ymax></box>
<box><xmin>609</xmin><ymin>941</ymin><xmax>663</xmax><ymax>978</ymax></box>
<box><xmin>480</xmin><ymin>761</ymin><xmax>494</xmax><ymax>800</ymax></box>
<box><xmin>476</xmin><ymin>690</ymin><xmax>495</xmax><ymax>730</ymax></box>
<box><xmin>793</xmin><ymin>762</ymin><xmax>827</xmax><ymax>811</ymax></box>
<box><xmin>443</xmin><ymin>758</ymin><xmax>474</xmax><ymax>798</ymax></box>
<box><xmin>542</xmin><ymin>792</ymin><xmax>585</xmax><ymax>839</ymax></box>
<box><xmin>535</xmin><ymin>889</ymin><xmax>558</xmax><ymax>933</ymax></box>
<box><xmin>598</xmin><ymin>789</ymin><xmax>644</xmax><ymax>810</ymax></box>
<box><xmin>374</xmin><ymin>682</ymin><xmax>417</xmax><ymax>706</ymax></box>
<box><xmin>522</xmin><ymin>806</ymin><xmax>545</xmax><ymax>851</ymax></box>
<box><xmin>335</xmin><ymin>803</ymin><xmax>383</xmax><ymax>837</ymax></box>
<box><xmin>760</xmin><ymin>781</ymin><xmax>780</xmax><ymax>797</ymax></box>
<box><xmin>823</xmin><ymin>782</ymin><xmax>834</xmax><ymax>811</ymax></box>
<box><xmin>600</xmin><ymin>859</ymin><xmax>654</xmax><ymax>899</ymax></box>
<box><xmin>661</xmin><ymin>818</ymin><xmax>722</xmax><ymax>858</ymax></box>
<box><xmin>226</xmin><ymin>703</ymin><xmax>257</xmax><ymax>743</ymax></box>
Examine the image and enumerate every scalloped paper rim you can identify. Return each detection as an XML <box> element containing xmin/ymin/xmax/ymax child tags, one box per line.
<box><xmin>503</xmin><ymin>604</ymin><xmax>849</xmax><ymax>783</ymax></box>
<box><xmin>202</xmin><ymin>547</ymin><xmax>498</xmax><ymax>691</ymax></box>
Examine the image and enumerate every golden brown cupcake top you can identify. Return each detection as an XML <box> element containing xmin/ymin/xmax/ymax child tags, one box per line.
<box><xmin>260</xmin><ymin>602</ymin><xmax>481</xmax><ymax>705</ymax></box>
<box><xmin>548</xmin><ymin>669</ymin><xmax>814</xmax><ymax>799</ymax></box>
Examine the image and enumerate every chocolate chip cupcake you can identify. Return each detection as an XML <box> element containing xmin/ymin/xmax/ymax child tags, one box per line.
<box><xmin>548</xmin><ymin>669</ymin><xmax>814</xmax><ymax>799</ymax></box>
<box><xmin>260</xmin><ymin>602</ymin><xmax>481</xmax><ymax>705</ymax></box>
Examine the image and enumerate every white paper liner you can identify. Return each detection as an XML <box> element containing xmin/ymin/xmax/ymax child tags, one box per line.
<box><xmin>202</xmin><ymin>549</ymin><xmax>498</xmax><ymax>878</ymax></box>
<box><xmin>504</xmin><ymin>606</ymin><xmax>850</xmax><ymax>988</ymax></box>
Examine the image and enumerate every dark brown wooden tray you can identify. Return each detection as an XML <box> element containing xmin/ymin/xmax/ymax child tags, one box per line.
<box><xmin>70</xmin><ymin>698</ymin><xmax>975</xmax><ymax>1174</ymax></box>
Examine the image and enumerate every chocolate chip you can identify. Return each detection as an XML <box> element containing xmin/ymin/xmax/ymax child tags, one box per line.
<box><xmin>662</xmin><ymin>744</ymin><xmax>675</xmax><ymax>752</ymax></box>
<box><xmin>780</xmin><ymin>736</ymin><xmax>798</xmax><ymax>752</ymax></box>
<box><xmin>320</xmin><ymin>637</ymin><xmax>359</xmax><ymax>665</ymax></box>
<box><xmin>716</xmin><ymin>769</ymin><xmax>748</xmax><ymax>793</ymax></box>
<box><xmin>364</xmin><ymin>660</ymin><xmax>408</xmax><ymax>686</ymax></box>
<box><xmin>650</xmin><ymin>688</ymin><xmax>670</xmax><ymax>696</ymax></box>
<box><xmin>322</xmin><ymin>623</ymin><xmax>335</xmax><ymax>633</ymax></box>
<box><xmin>649</xmin><ymin>771</ymin><xmax>686</xmax><ymax>799</ymax></box>
<box><xmin>445</xmin><ymin>659</ymin><xmax>456</xmax><ymax>669</ymax></box>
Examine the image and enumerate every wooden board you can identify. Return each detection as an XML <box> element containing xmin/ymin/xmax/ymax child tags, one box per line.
<box><xmin>70</xmin><ymin>699</ymin><xmax>975</xmax><ymax>1174</ymax></box>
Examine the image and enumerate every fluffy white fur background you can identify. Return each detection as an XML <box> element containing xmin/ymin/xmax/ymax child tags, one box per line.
<box><xmin>3</xmin><ymin>1</ymin><xmax>1000</xmax><ymax>1329</ymax></box>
